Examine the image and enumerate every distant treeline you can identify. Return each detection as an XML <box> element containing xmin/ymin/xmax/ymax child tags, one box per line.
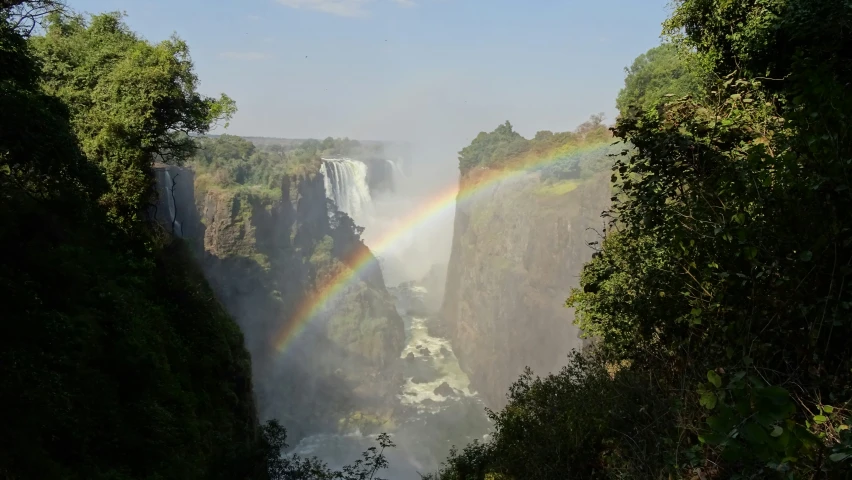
<box><xmin>457</xmin><ymin>114</ymin><xmax>617</xmax><ymax>182</ymax></box>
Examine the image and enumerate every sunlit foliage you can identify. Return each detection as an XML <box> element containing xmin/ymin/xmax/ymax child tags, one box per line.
<box><xmin>457</xmin><ymin>114</ymin><xmax>613</xmax><ymax>176</ymax></box>
<box><xmin>29</xmin><ymin>11</ymin><xmax>235</xmax><ymax>229</ymax></box>
<box><xmin>615</xmin><ymin>42</ymin><xmax>704</xmax><ymax>117</ymax></box>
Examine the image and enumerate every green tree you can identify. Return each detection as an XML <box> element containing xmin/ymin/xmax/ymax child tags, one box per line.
<box><xmin>260</xmin><ymin>420</ymin><xmax>396</xmax><ymax>480</ymax></box>
<box><xmin>615</xmin><ymin>42</ymin><xmax>704</xmax><ymax>117</ymax></box>
<box><xmin>433</xmin><ymin>0</ymin><xmax>852</xmax><ymax>478</ymax></box>
<box><xmin>457</xmin><ymin>121</ymin><xmax>526</xmax><ymax>173</ymax></box>
<box><xmin>571</xmin><ymin>0</ymin><xmax>852</xmax><ymax>476</ymax></box>
<box><xmin>29</xmin><ymin>11</ymin><xmax>235</xmax><ymax>229</ymax></box>
<box><xmin>2</xmin><ymin>5</ymin><xmax>265</xmax><ymax>478</ymax></box>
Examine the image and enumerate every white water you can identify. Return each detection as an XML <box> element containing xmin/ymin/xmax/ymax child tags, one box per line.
<box><xmin>289</xmin><ymin>285</ymin><xmax>491</xmax><ymax>479</ymax></box>
<box><xmin>320</xmin><ymin>158</ymin><xmax>374</xmax><ymax>222</ymax></box>
<box><xmin>319</xmin><ymin>155</ymin><xmax>453</xmax><ymax>285</ymax></box>
<box><xmin>386</xmin><ymin>158</ymin><xmax>408</xmax><ymax>187</ymax></box>
<box><xmin>398</xmin><ymin>315</ymin><xmax>476</xmax><ymax>409</ymax></box>
<box><xmin>163</xmin><ymin>169</ymin><xmax>183</xmax><ymax>237</ymax></box>
<box><xmin>309</xmin><ymin>154</ymin><xmax>489</xmax><ymax>477</ymax></box>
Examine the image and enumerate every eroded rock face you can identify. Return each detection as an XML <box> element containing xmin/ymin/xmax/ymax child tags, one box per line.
<box><xmin>153</xmin><ymin>164</ymin><xmax>405</xmax><ymax>442</ymax></box>
<box><xmin>441</xmin><ymin>172</ymin><xmax>610</xmax><ymax>408</ymax></box>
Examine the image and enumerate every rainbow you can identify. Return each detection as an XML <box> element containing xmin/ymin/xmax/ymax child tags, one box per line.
<box><xmin>272</xmin><ymin>137</ymin><xmax>617</xmax><ymax>353</ymax></box>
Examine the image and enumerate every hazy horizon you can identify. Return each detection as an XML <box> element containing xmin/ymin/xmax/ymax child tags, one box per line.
<box><xmin>67</xmin><ymin>0</ymin><xmax>671</xmax><ymax>146</ymax></box>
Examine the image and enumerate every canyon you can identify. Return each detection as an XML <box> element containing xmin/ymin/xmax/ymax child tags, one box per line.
<box><xmin>151</xmin><ymin>135</ymin><xmax>614</xmax><ymax>476</ymax></box>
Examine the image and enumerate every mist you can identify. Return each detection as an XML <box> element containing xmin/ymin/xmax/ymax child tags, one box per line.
<box><xmin>360</xmin><ymin>144</ymin><xmax>458</xmax><ymax>287</ymax></box>
<box><xmin>68</xmin><ymin>0</ymin><xmax>674</xmax><ymax>477</ymax></box>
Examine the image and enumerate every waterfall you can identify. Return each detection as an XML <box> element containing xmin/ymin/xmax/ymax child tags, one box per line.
<box><xmin>385</xmin><ymin>158</ymin><xmax>407</xmax><ymax>187</ymax></box>
<box><xmin>163</xmin><ymin>169</ymin><xmax>183</xmax><ymax>237</ymax></box>
<box><xmin>320</xmin><ymin>158</ymin><xmax>373</xmax><ymax>221</ymax></box>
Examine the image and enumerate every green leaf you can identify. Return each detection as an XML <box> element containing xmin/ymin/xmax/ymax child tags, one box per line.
<box><xmin>829</xmin><ymin>453</ymin><xmax>850</xmax><ymax>462</ymax></box>
<box><xmin>700</xmin><ymin>392</ymin><xmax>718</xmax><ymax>410</ymax></box>
<box><xmin>799</xmin><ymin>250</ymin><xmax>813</xmax><ymax>261</ymax></box>
<box><xmin>770</xmin><ymin>425</ymin><xmax>783</xmax><ymax>437</ymax></box>
<box><xmin>707</xmin><ymin>370</ymin><xmax>722</xmax><ymax>388</ymax></box>
<box><xmin>813</xmin><ymin>415</ymin><xmax>828</xmax><ymax>424</ymax></box>
<box><xmin>822</xmin><ymin>405</ymin><xmax>834</xmax><ymax>414</ymax></box>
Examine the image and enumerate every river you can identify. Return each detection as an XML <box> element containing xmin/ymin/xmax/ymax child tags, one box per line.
<box><xmin>290</xmin><ymin>283</ymin><xmax>492</xmax><ymax>479</ymax></box>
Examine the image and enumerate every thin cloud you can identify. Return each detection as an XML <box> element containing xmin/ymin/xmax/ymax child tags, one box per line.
<box><xmin>247</xmin><ymin>14</ymin><xmax>263</xmax><ymax>20</ymax></box>
<box><xmin>219</xmin><ymin>51</ymin><xmax>271</xmax><ymax>61</ymax></box>
<box><xmin>276</xmin><ymin>0</ymin><xmax>369</xmax><ymax>17</ymax></box>
<box><xmin>275</xmin><ymin>0</ymin><xmax>415</xmax><ymax>17</ymax></box>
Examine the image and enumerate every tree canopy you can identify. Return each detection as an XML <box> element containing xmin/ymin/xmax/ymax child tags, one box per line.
<box><xmin>614</xmin><ymin>42</ymin><xmax>704</xmax><ymax>117</ymax></box>
<box><xmin>457</xmin><ymin>116</ymin><xmax>612</xmax><ymax>176</ymax></box>
<box><xmin>0</xmin><ymin>7</ymin><xmax>265</xmax><ymax>478</ymax></box>
<box><xmin>29</xmin><ymin>11</ymin><xmax>235</xmax><ymax>229</ymax></box>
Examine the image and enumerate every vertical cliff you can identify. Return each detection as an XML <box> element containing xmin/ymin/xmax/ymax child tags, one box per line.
<box><xmin>153</xmin><ymin>164</ymin><xmax>405</xmax><ymax>441</ymax></box>
<box><xmin>442</xmin><ymin>171</ymin><xmax>611</xmax><ymax>408</ymax></box>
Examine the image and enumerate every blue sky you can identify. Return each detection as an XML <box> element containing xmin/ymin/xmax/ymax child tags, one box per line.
<box><xmin>68</xmin><ymin>0</ymin><xmax>671</xmax><ymax>146</ymax></box>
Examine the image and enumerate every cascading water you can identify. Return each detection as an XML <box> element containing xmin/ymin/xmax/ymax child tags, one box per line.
<box><xmin>306</xmin><ymin>154</ymin><xmax>490</xmax><ymax>478</ymax></box>
<box><xmin>385</xmin><ymin>158</ymin><xmax>407</xmax><ymax>189</ymax></box>
<box><xmin>290</xmin><ymin>283</ymin><xmax>491</xmax><ymax>479</ymax></box>
<box><xmin>163</xmin><ymin>169</ymin><xmax>183</xmax><ymax>237</ymax></box>
<box><xmin>320</xmin><ymin>158</ymin><xmax>373</xmax><ymax>221</ymax></box>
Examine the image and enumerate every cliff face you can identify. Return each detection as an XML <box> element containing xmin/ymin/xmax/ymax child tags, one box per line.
<box><xmin>153</xmin><ymin>165</ymin><xmax>405</xmax><ymax>441</ymax></box>
<box><xmin>442</xmin><ymin>172</ymin><xmax>610</xmax><ymax>408</ymax></box>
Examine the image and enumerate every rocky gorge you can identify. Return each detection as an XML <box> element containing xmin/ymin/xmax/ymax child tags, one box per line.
<box><xmin>150</xmin><ymin>131</ymin><xmax>617</xmax><ymax>474</ymax></box>
<box><xmin>152</xmin><ymin>162</ymin><xmax>405</xmax><ymax>443</ymax></box>
<box><xmin>442</xmin><ymin>155</ymin><xmax>612</xmax><ymax>408</ymax></box>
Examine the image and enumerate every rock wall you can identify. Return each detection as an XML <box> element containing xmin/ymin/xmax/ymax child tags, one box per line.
<box><xmin>153</xmin><ymin>164</ymin><xmax>405</xmax><ymax>441</ymax></box>
<box><xmin>442</xmin><ymin>171</ymin><xmax>610</xmax><ymax>408</ymax></box>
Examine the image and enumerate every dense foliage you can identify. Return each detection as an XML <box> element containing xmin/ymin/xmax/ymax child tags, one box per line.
<box><xmin>1</xmin><ymin>6</ymin><xmax>263</xmax><ymax>479</ymax></box>
<box><xmin>457</xmin><ymin>114</ymin><xmax>613</xmax><ymax>177</ymax></box>
<box><xmin>29</xmin><ymin>10</ymin><xmax>235</xmax><ymax>230</ymax></box>
<box><xmin>1</xmin><ymin>4</ymin><xmax>395</xmax><ymax>479</ymax></box>
<box><xmin>263</xmin><ymin>421</ymin><xmax>396</xmax><ymax>480</ymax></box>
<box><xmin>433</xmin><ymin>0</ymin><xmax>852</xmax><ymax>478</ymax></box>
<box><xmin>192</xmin><ymin>135</ymin><xmax>321</xmax><ymax>193</ymax></box>
<box><xmin>615</xmin><ymin>42</ymin><xmax>704</xmax><ymax>117</ymax></box>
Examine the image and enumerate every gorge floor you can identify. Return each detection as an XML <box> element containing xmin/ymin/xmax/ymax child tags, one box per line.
<box><xmin>290</xmin><ymin>284</ymin><xmax>492</xmax><ymax>479</ymax></box>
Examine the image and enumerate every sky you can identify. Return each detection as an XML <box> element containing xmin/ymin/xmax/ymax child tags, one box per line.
<box><xmin>67</xmin><ymin>0</ymin><xmax>671</xmax><ymax>148</ymax></box>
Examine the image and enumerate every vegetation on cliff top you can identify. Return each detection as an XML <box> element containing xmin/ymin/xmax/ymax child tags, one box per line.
<box><xmin>192</xmin><ymin>134</ymin><xmax>320</xmax><ymax>199</ymax></box>
<box><xmin>431</xmin><ymin>0</ymin><xmax>852</xmax><ymax>478</ymax></box>
<box><xmin>189</xmin><ymin>134</ymin><xmax>372</xmax><ymax>273</ymax></box>
<box><xmin>457</xmin><ymin>114</ymin><xmax>613</xmax><ymax>177</ymax></box>
<box><xmin>190</xmin><ymin>134</ymin><xmax>389</xmax><ymax>195</ymax></box>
